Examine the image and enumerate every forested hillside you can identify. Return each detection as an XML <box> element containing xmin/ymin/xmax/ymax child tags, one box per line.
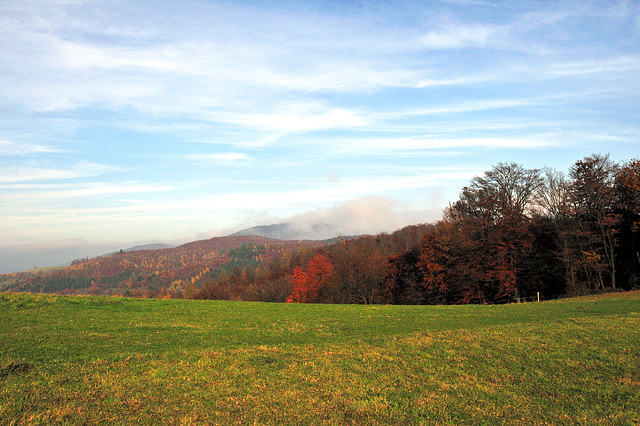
<box><xmin>2</xmin><ymin>154</ymin><xmax>638</xmax><ymax>305</ymax></box>
<box><xmin>0</xmin><ymin>236</ymin><xmax>323</xmax><ymax>299</ymax></box>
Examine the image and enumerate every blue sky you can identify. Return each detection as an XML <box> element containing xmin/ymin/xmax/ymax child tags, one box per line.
<box><xmin>1</xmin><ymin>0</ymin><xmax>639</xmax><ymax>272</ymax></box>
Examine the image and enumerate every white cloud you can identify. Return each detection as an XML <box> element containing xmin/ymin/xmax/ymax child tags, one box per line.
<box><xmin>187</xmin><ymin>153</ymin><xmax>252</xmax><ymax>162</ymax></box>
<box><xmin>377</xmin><ymin>97</ymin><xmax>540</xmax><ymax>120</ymax></box>
<box><xmin>420</xmin><ymin>23</ymin><xmax>504</xmax><ymax>49</ymax></box>
<box><xmin>0</xmin><ymin>181</ymin><xmax>173</xmax><ymax>205</ymax></box>
<box><xmin>547</xmin><ymin>55</ymin><xmax>640</xmax><ymax>77</ymax></box>
<box><xmin>0</xmin><ymin>162</ymin><xmax>120</xmax><ymax>183</ymax></box>
<box><xmin>337</xmin><ymin>135</ymin><xmax>556</xmax><ymax>153</ymax></box>
<box><xmin>283</xmin><ymin>196</ymin><xmax>437</xmax><ymax>239</ymax></box>
<box><xmin>414</xmin><ymin>76</ymin><xmax>480</xmax><ymax>88</ymax></box>
<box><xmin>0</xmin><ymin>139</ymin><xmax>60</xmax><ymax>156</ymax></box>
<box><xmin>243</xmin><ymin>108</ymin><xmax>368</xmax><ymax>133</ymax></box>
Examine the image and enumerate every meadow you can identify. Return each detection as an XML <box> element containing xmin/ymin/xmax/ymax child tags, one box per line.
<box><xmin>1</xmin><ymin>292</ymin><xmax>639</xmax><ymax>425</ymax></box>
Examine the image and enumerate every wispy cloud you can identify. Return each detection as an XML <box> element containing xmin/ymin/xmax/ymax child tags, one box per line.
<box><xmin>0</xmin><ymin>139</ymin><xmax>60</xmax><ymax>156</ymax></box>
<box><xmin>186</xmin><ymin>153</ymin><xmax>252</xmax><ymax>162</ymax></box>
<box><xmin>0</xmin><ymin>162</ymin><xmax>120</xmax><ymax>183</ymax></box>
<box><xmin>335</xmin><ymin>135</ymin><xmax>558</xmax><ymax>154</ymax></box>
<box><xmin>420</xmin><ymin>23</ymin><xmax>505</xmax><ymax>49</ymax></box>
<box><xmin>229</xmin><ymin>108</ymin><xmax>369</xmax><ymax>133</ymax></box>
<box><xmin>377</xmin><ymin>98</ymin><xmax>541</xmax><ymax>119</ymax></box>
<box><xmin>547</xmin><ymin>55</ymin><xmax>640</xmax><ymax>77</ymax></box>
<box><xmin>1</xmin><ymin>181</ymin><xmax>173</xmax><ymax>204</ymax></box>
<box><xmin>414</xmin><ymin>76</ymin><xmax>482</xmax><ymax>88</ymax></box>
<box><xmin>3</xmin><ymin>167</ymin><xmax>471</xmax><ymax>219</ymax></box>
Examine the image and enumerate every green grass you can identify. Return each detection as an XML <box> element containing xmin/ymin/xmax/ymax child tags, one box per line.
<box><xmin>1</xmin><ymin>292</ymin><xmax>639</xmax><ymax>425</ymax></box>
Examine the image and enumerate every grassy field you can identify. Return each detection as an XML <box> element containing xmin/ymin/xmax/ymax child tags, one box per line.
<box><xmin>1</xmin><ymin>292</ymin><xmax>639</xmax><ymax>425</ymax></box>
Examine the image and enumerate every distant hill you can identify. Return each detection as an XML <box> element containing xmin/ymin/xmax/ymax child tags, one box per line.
<box><xmin>0</xmin><ymin>235</ymin><xmax>322</xmax><ymax>297</ymax></box>
<box><xmin>231</xmin><ymin>222</ymin><xmax>344</xmax><ymax>241</ymax></box>
<box><xmin>231</xmin><ymin>223</ymin><xmax>303</xmax><ymax>240</ymax></box>
<box><xmin>92</xmin><ymin>243</ymin><xmax>175</xmax><ymax>259</ymax></box>
<box><xmin>122</xmin><ymin>243</ymin><xmax>174</xmax><ymax>252</ymax></box>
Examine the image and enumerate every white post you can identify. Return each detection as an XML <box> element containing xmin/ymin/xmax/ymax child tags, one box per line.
<box><xmin>537</xmin><ymin>291</ymin><xmax>540</xmax><ymax>302</ymax></box>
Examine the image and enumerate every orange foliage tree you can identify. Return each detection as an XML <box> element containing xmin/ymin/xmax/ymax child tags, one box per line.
<box><xmin>286</xmin><ymin>253</ymin><xmax>334</xmax><ymax>303</ymax></box>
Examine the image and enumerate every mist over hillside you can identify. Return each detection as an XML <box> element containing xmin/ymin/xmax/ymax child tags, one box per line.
<box><xmin>231</xmin><ymin>196</ymin><xmax>437</xmax><ymax>241</ymax></box>
<box><xmin>231</xmin><ymin>222</ymin><xmax>341</xmax><ymax>241</ymax></box>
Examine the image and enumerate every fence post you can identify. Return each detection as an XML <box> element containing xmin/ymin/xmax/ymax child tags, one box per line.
<box><xmin>537</xmin><ymin>291</ymin><xmax>540</xmax><ymax>302</ymax></box>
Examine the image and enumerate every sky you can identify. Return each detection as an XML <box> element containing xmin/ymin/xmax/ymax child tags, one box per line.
<box><xmin>1</xmin><ymin>0</ymin><xmax>639</xmax><ymax>273</ymax></box>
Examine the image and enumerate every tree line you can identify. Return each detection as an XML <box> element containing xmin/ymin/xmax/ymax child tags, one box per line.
<box><xmin>190</xmin><ymin>154</ymin><xmax>639</xmax><ymax>304</ymax></box>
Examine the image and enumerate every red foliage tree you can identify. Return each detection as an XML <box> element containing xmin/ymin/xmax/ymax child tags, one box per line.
<box><xmin>286</xmin><ymin>253</ymin><xmax>334</xmax><ymax>303</ymax></box>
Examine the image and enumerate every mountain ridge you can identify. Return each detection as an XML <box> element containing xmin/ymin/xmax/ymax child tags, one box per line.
<box><xmin>230</xmin><ymin>223</ymin><xmax>303</xmax><ymax>240</ymax></box>
<box><xmin>122</xmin><ymin>243</ymin><xmax>174</xmax><ymax>253</ymax></box>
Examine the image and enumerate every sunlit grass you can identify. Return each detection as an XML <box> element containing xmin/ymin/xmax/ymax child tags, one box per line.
<box><xmin>1</xmin><ymin>292</ymin><xmax>639</xmax><ymax>424</ymax></box>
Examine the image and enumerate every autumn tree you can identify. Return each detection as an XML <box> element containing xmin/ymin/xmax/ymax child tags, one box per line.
<box><xmin>385</xmin><ymin>248</ymin><xmax>425</xmax><ymax>304</ymax></box>
<box><xmin>286</xmin><ymin>266</ymin><xmax>310</xmax><ymax>303</ymax></box>
<box><xmin>444</xmin><ymin>162</ymin><xmax>543</xmax><ymax>302</ymax></box>
<box><xmin>615</xmin><ymin>159</ymin><xmax>640</xmax><ymax>288</ymax></box>
<box><xmin>535</xmin><ymin>167</ymin><xmax>577</xmax><ymax>292</ymax></box>
<box><xmin>196</xmin><ymin>278</ymin><xmax>217</xmax><ymax>300</ymax></box>
<box><xmin>286</xmin><ymin>253</ymin><xmax>334</xmax><ymax>303</ymax></box>
<box><xmin>569</xmin><ymin>154</ymin><xmax>620</xmax><ymax>290</ymax></box>
<box><xmin>330</xmin><ymin>237</ymin><xmax>386</xmax><ymax>304</ymax></box>
<box><xmin>433</xmin><ymin>214</ymin><xmax>487</xmax><ymax>303</ymax></box>
<box><xmin>416</xmin><ymin>225</ymin><xmax>450</xmax><ymax>303</ymax></box>
<box><xmin>195</xmin><ymin>270</ymin><xmax>232</xmax><ymax>300</ymax></box>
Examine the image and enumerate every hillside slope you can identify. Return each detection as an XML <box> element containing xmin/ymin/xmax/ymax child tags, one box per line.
<box><xmin>0</xmin><ymin>235</ymin><xmax>322</xmax><ymax>297</ymax></box>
